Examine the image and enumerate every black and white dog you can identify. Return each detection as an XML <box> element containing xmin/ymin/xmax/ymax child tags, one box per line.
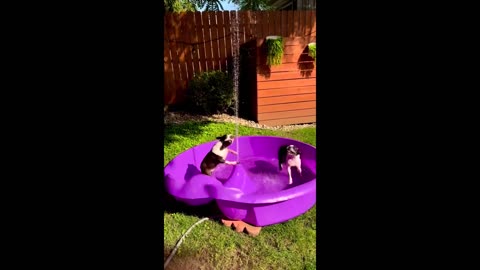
<box><xmin>201</xmin><ymin>134</ymin><xmax>239</xmax><ymax>176</ymax></box>
<box><xmin>278</xmin><ymin>145</ymin><xmax>302</xmax><ymax>185</ymax></box>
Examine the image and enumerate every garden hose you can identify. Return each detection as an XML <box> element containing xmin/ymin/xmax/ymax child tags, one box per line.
<box><xmin>164</xmin><ymin>217</ymin><xmax>210</xmax><ymax>269</ymax></box>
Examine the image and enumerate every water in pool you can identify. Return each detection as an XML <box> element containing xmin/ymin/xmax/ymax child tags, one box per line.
<box><xmin>213</xmin><ymin>156</ymin><xmax>309</xmax><ymax>195</ymax></box>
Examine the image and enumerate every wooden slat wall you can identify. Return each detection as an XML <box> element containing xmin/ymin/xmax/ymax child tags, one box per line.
<box><xmin>164</xmin><ymin>10</ymin><xmax>316</xmax><ymax>106</ymax></box>
<box><xmin>256</xmin><ymin>37</ymin><xmax>316</xmax><ymax>126</ymax></box>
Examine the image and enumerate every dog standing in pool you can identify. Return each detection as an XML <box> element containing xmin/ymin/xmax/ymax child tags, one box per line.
<box><xmin>201</xmin><ymin>134</ymin><xmax>239</xmax><ymax>176</ymax></box>
<box><xmin>278</xmin><ymin>145</ymin><xmax>302</xmax><ymax>185</ymax></box>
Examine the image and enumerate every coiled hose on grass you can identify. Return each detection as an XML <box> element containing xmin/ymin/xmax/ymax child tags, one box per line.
<box><xmin>164</xmin><ymin>217</ymin><xmax>210</xmax><ymax>269</ymax></box>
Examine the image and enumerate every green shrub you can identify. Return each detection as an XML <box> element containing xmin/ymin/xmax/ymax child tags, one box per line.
<box><xmin>308</xmin><ymin>43</ymin><xmax>316</xmax><ymax>62</ymax></box>
<box><xmin>185</xmin><ymin>70</ymin><xmax>234</xmax><ymax>115</ymax></box>
<box><xmin>266</xmin><ymin>37</ymin><xmax>284</xmax><ymax>66</ymax></box>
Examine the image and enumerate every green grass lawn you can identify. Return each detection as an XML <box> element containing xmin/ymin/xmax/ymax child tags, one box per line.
<box><xmin>164</xmin><ymin>121</ymin><xmax>316</xmax><ymax>270</ymax></box>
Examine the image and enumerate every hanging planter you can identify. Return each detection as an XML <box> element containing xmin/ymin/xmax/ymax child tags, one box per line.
<box><xmin>265</xmin><ymin>36</ymin><xmax>284</xmax><ymax>67</ymax></box>
<box><xmin>307</xmin><ymin>42</ymin><xmax>316</xmax><ymax>62</ymax></box>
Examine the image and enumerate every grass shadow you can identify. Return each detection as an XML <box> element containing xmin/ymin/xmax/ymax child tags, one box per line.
<box><xmin>162</xmin><ymin>188</ymin><xmax>223</xmax><ymax>219</ymax></box>
<box><xmin>164</xmin><ymin>120</ymin><xmax>215</xmax><ymax>146</ymax></box>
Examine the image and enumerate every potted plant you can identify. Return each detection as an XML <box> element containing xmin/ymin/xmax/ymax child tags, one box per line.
<box><xmin>307</xmin><ymin>42</ymin><xmax>316</xmax><ymax>63</ymax></box>
<box><xmin>265</xmin><ymin>36</ymin><xmax>284</xmax><ymax>67</ymax></box>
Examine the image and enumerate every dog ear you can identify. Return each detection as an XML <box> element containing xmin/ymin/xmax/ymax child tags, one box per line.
<box><xmin>216</xmin><ymin>135</ymin><xmax>227</xmax><ymax>140</ymax></box>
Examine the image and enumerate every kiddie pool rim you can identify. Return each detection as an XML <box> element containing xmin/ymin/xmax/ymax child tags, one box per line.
<box><xmin>164</xmin><ymin>135</ymin><xmax>316</xmax><ymax>169</ymax></box>
<box><xmin>164</xmin><ymin>135</ymin><xmax>316</xmax><ymax>204</ymax></box>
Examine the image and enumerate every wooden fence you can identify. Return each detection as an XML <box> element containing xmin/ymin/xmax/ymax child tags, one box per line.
<box><xmin>164</xmin><ymin>10</ymin><xmax>316</xmax><ymax>106</ymax></box>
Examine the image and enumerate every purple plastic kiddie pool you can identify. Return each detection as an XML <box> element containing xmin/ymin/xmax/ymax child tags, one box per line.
<box><xmin>164</xmin><ymin>136</ymin><xmax>316</xmax><ymax>227</ymax></box>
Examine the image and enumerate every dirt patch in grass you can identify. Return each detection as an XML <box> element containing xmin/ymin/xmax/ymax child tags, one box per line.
<box><xmin>164</xmin><ymin>248</ymin><xmax>218</xmax><ymax>270</ymax></box>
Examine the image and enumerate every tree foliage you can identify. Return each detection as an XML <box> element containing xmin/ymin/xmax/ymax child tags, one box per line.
<box><xmin>164</xmin><ymin>0</ymin><xmax>197</xmax><ymax>12</ymax></box>
<box><xmin>164</xmin><ymin>0</ymin><xmax>273</xmax><ymax>12</ymax></box>
<box><xmin>230</xmin><ymin>0</ymin><xmax>272</xmax><ymax>11</ymax></box>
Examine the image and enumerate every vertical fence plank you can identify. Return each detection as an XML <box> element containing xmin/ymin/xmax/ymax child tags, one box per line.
<box><xmin>244</xmin><ymin>11</ymin><xmax>254</xmax><ymax>41</ymax></box>
<box><xmin>175</xmin><ymin>13</ymin><xmax>188</xmax><ymax>87</ymax></box>
<box><xmin>287</xmin><ymin>10</ymin><xmax>294</xmax><ymax>37</ymax></box>
<box><xmin>191</xmin><ymin>12</ymin><xmax>201</xmax><ymax>76</ymax></box>
<box><xmin>304</xmin><ymin>10</ymin><xmax>313</xmax><ymax>38</ymax></box>
<box><xmin>281</xmin><ymin>10</ymin><xmax>288</xmax><ymax>38</ymax></box>
<box><xmin>217</xmin><ymin>11</ymin><xmax>227</xmax><ymax>72</ymax></box>
<box><xmin>230</xmin><ymin>11</ymin><xmax>240</xmax><ymax>72</ymax></box>
<box><xmin>211</xmin><ymin>11</ymin><xmax>220</xmax><ymax>71</ymax></box>
<box><xmin>311</xmin><ymin>11</ymin><xmax>317</xmax><ymax>40</ymax></box>
<box><xmin>262</xmin><ymin>11</ymin><xmax>269</xmax><ymax>38</ymax></box>
<box><xmin>164</xmin><ymin>11</ymin><xmax>316</xmax><ymax>106</ymax></box>
<box><xmin>274</xmin><ymin>11</ymin><xmax>282</xmax><ymax>37</ymax></box>
<box><xmin>240</xmin><ymin>11</ymin><xmax>248</xmax><ymax>44</ymax></box>
<box><xmin>194</xmin><ymin>12</ymin><xmax>207</xmax><ymax>74</ymax></box>
<box><xmin>166</xmin><ymin>13</ymin><xmax>182</xmax><ymax>82</ymax></box>
<box><xmin>224</xmin><ymin>11</ymin><xmax>232</xmax><ymax>74</ymax></box>
<box><xmin>183</xmin><ymin>12</ymin><xmax>195</xmax><ymax>82</ymax></box>
<box><xmin>203</xmin><ymin>12</ymin><xmax>213</xmax><ymax>72</ymax></box>
<box><xmin>164</xmin><ymin>14</ymin><xmax>174</xmax><ymax>104</ymax></box>
<box><xmin>300</xmin><ymin>11</ymin><xmax>305</xmax><ymax>37</ymax></box>
<box><xmin>293</xmin><ymin>10</ymin><xmax>300</xmax><ymax>38</ymax></box>
<box><xmin>255</xmin><ymin>11</ymin><xmax>263</xmax><ymax>40</ymax></box>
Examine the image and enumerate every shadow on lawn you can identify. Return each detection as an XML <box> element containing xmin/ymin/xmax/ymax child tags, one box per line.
<box><xmin>164</xmin><ymin>120</ymin><xmax>215</xmax><ymax>145</ymax></box>
<box><xmin>163</xmin><ymin>189</ymin><xmax>223</xmax><ymax>219</ymax></box>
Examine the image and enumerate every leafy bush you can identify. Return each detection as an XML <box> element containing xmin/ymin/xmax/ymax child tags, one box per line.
<box><xmin>266</xmin><ymin>37</ymin><xmax>284</xmax><ymax>66</ymax></box>
<box><xmin>185</xmin><ymin>70</ymin><xmax>234</xmax><ymax>115</ymax></box>
<box><xmin>308</xmin><ymin>43</ymin><xmax>316</xmax><ymax>62</ymax></box>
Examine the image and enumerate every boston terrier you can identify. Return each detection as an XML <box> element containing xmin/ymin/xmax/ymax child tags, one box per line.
<box><xmin>278</xmin><ymin>145</ymin><xmax>302</xmax><ymax>185</ymax></box>
<box><xmin>200</xmin><ymin>134</ymin><xmax>239</xmax><ymax>176</ymax></box>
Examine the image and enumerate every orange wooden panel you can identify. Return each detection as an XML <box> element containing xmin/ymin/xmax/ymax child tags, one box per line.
<box><xmin>258</xmin><ymin>115</ymin><xmax>316</xmax><ymax>126</ymax></box>
<box><xmin>257</xmin><ymin>71</ymin><xmax>315</xmax><ymax>82</ymax></box>
<box><xmin>280</xmin><ymin>54</ymin><xmax>309</xmax><ymax>64</ymax></box>
<box><xmin>257</xmin><ymin>86</ymin><xmax>316</xmax><ymax>97</ymax></box>
<box><xmin>257</xmin><ymin>108</ymin><xmax>316</xmax><ymax>121</ymax></box>
<box><xmin>257</xmin><ymin>78</ymin><xmax>316</xmax><ymax>90</ymax></box>
<box><xmin>283</xmin><ymin>45</ymin><xmax>307</xmax><ymax>55</ymax></box>
<box><xmin>283</xmin><ymin>37</ymin><xmax>309</xmax><ymax>46</ymax></box>
<box><xmin>258</xmin><ymin>93</ymin><xmax>316</xmax><ymax>106</ymax></box>
<box><xmin>264</xmin><ymin>62</ymin><xmax>314</xmax><ymax>72</ymax></box>
<box><xmin>257</xmin><ymin>101</ymin><xmax>316</xmax><ymax>113</ymax></box>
